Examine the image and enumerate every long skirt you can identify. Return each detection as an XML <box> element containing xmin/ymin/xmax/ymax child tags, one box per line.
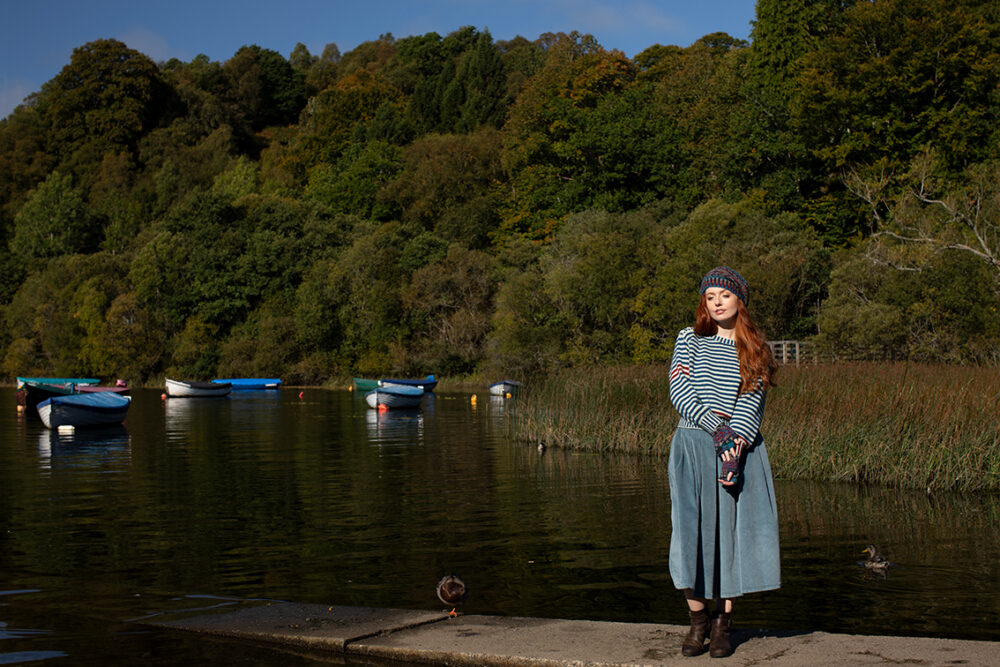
<box><xmin>668</xmin><ymin>426</ymin><xmax>780</xmax><ymax>599</ymax></box>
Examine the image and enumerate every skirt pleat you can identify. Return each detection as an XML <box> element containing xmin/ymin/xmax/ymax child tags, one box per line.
<box><xmin>668</xmin><ymin>427</ymin><xmax>780</xmax><ymax>599</ymax></box>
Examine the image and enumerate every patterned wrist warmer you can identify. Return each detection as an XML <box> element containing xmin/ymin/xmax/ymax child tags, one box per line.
<box><xmin>712</xmin><ymin>424</ymin><xmax>737</xmax><ymax>448</ymax></box>
<box><xmin>712</xmin><ymin>424</ymin><xmax>740</xmax><ymax>484</ymax></box>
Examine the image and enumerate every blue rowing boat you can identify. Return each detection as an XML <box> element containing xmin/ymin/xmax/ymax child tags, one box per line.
<box><xmin>381</xmin><ymin>374</ymin><xmax>437</xmax><ymax>393</ymax></box>
<box><xmin>37</xmin><ymin>392</ymin><xmax>132</xmax><ymax>429</ymax></box>
<box><xmin>365</xmin><ymin>384</ymin><xmax>425</xmax><ymax>410</ymax></box>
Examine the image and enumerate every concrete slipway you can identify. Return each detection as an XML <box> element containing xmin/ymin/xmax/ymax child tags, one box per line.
<box><xmin>144</xmin><ymin>598</ymin><xmax>997</xmax><ymax>666</ymax></box>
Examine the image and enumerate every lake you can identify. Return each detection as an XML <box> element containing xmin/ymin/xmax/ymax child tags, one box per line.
<box><xmin>1</xmin><ymin>386</ymin><xmax>997</xmax><ymax>664</ymax></box>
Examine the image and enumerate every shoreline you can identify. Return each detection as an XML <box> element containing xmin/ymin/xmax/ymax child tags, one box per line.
<box><xmin>147</xmin><ymin>599</ymin><xmax>999</xmax><ymax>666</ymax></box>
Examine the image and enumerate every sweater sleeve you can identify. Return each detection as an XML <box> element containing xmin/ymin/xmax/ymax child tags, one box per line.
<box><xmin>669</xmin><ymin>328</ymin><xmax>724</xmax><ymax>433</ymax></box>
<box><xmin>729</xmin><ymin>380</ymin><xmax>767</xmax><ymax>444</ymax></box>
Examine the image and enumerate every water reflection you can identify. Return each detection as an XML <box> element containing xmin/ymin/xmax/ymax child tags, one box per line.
<box><xmin>365</xmin><ymin>409</ymin><xmax>424</xmax><ymax>446</ymax></box>
<box><xmin>754</xmin><ymin>480</ymin><xmax>1000</xmax><ymax>637</ymax></box>
<box><xmin>36</xmin><ymin>426</ymin><xmax>131</xmax><ymax>471</ymax></box>
<box><xmin>163</xmin><ymin>395</ymin><xmax>229</xmax><ymax>432</ymax></box>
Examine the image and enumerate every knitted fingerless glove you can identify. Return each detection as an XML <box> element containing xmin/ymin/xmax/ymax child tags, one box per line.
<box><xmin>712</xmin><ymin>424</ymin><xmax>740</xmax><ymax>484</ymax></box>
<box><xmin>712</xmin><ymin>424</ymin><xmax>737</xmax><ymax>448</ymax></box>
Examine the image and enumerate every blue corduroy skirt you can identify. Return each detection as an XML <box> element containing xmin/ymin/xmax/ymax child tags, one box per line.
<box><xmin>668</xmin><ymin>426</ymin><xmax>781</xmax><ymax>599</ymax></box>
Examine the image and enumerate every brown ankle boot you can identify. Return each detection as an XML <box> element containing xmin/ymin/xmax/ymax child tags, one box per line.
<box><xmin>709</xmin><ymin>611</ymin><xmax>733</xmax><ymax>658</ymax></box>
<box><xmin>681</xmin><ymin>608</ymin><xmax>711</xmax><ymax>656</ymax></box>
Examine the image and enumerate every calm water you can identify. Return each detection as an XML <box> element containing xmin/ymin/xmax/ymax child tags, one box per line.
<box><xmin>1</xmin><ymin>386</ymin><xmax>998</xmax><ymax>664</ymax></box>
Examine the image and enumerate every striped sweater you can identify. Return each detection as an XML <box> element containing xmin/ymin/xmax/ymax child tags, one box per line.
<box><xmin>668</xmin><ymin>327</ymin><xmax>767</xmax><ymax>444</ymax></box>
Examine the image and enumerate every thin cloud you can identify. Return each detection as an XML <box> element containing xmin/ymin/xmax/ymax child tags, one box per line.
<box><xmin>574</xmin><ymin>0</ymin><xmax>680</xmax><ymax>33</ymax></box>
<box><xmin>0</xmin><ymin>81</ymin><xmax>36</xmax><ymax>120</ymax></box>
<box><xmin>116</xmin><ymin>26</ymin><xmax>176</xmax><ymax>63</ymax></box>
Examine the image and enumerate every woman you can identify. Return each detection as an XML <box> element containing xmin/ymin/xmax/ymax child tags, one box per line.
<box><xmin>667</xmin><ymin>266</ymin><xmax>780</xmax><ymax>658</ymax></box>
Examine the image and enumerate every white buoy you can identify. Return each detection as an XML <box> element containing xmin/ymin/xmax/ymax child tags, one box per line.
<box><xmin>57</xmin><ymin>425</ymin><xmax>76</xmax><ymax>433</ymax></box>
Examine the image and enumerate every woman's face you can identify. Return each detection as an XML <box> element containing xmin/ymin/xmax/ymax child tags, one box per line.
<box><xmin>704</xmin><ymin>288</ymin><xmax>739</xmax><ymax>327</ymax></box>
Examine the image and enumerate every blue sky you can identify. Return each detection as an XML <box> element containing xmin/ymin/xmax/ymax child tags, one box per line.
<box><xmin>0</xmin><ymin>0</ymin><xmax>758</xmax><ymax>120</ymax></box>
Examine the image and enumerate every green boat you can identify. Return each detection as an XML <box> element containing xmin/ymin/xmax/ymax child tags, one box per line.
<box><xmin>16</xmin><ymin>376</ymin><xmax>101</xmax><ymax>413</ymax></box>
<box><xmin>353</xmin><ymin>377</ymin><xmax>380</xmax><ymax>392</ymax></box>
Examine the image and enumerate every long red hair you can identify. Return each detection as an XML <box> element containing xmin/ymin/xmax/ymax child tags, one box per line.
<box><xmin>694</xmin><ymin>295</ymin><xmax>777</xmax><ymax>392</ymax></box>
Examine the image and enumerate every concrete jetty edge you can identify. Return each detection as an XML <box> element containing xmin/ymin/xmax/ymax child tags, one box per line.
<box><xmin>144</xmin><ymin>599</ymin><xmax>998</xmax><ymax>666</ymax></box>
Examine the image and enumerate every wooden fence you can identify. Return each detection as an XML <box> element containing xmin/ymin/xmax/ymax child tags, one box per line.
<box><xmin>767</xmin><ymin>340</ymin><xmax>823</xmax><ymax>365</ymax></box>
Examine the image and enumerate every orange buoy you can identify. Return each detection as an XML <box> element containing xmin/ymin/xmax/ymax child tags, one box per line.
<box><xmin>298</xmin><ymin>391</ymin><xmax>304</xmax><ymax>399</ymax></box>
<box><xmin>378</xmin><ymin>403</ymin><xmax>389</xmax><ymax>412</ymax></box>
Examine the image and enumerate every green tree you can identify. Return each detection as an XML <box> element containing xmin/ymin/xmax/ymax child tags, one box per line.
<box><xmin>0</xmin><ymin>104</ymin><xmax>58</xmax><ymax>234</ymax></box>
<box><xmin>794</xmin><ymin>0</ymin><xmax>1000</xmax><ymax>242</ymax></box>
<box><xmin>129</xmin><ymin>192</ymin><xmax>248</xmax><ymax>330</ymax></box>
<box><xmin>9</xmin><ymin>171</ymin><xmax>96</xmax><ymax>260</ymax></box>
<box><xmin>378</xmin><ymin>128</ymin><xmax>503</xmax><ymax>246</ymax></box>
<box><xmin>222</xmin><ymin>45</ymin><xmax>307</xmax><ymax>131</ymax></box>
<box><xmin>211</xmin><ymin>155</ymin><xmax>260</xmax><ymax>201</ymax></box>
<box><xmin>538</xmin><ymin>209</ymin><xmax>659</xmax><ymax>365</ymax></box>
<box><xmin>489</xmin><ymin>263</ymin><xmax>564</xmax><ymax>375</ymax></box>
<box><xmin>36</xmin><ymin>39</ymin><xmax>173</xmax><ymax>166</ymax></box>
<box><xmin>847</xmin><ymin>153</ymin><xmax>1000</xmax><ymax>294</ymax></box>
<box><xmin>166</xmin><ymin>316</ymin><xmax>220</xmax><ymax>379</ymax></box>
<box><xmin>326</xmin><ymin>221</ymin><xmax>411</xmax><ymax>372</ymax></box>
<box><xmin>98</xmin><ymin>292</ymin><xmax>165</xmax><ymax>380</ymax></box>
<box><xmin>645</xmin><ymin>34</ymin><xmax>748</xmax><ymax>207</ymax></box>
<box><xmin>816</xmin><ymin>243</ymin><xmax>1000</xmax><ymax>362</ymax></box>
<box><xmin>289</xmin><ymin>42</ymin><xmax>317</xmax><ymax>73</ymax></box>
<box><xmin>499</xmin><ymin>33</ymin><xmax>636</xmax><ymax>239</ymax></box>
<box><xmin>293</xmin><ymin>257</ymin><xmax>344</xmax><ymax>353</ymax></box>
<box><xmin>88</xmin><ymin>151</ymin><xmax>143</xmax><ymax>255</ymax></box>
<box><xmin>354</xmin><ymin>100</ymin><xmax>415</xmax><ymax>145</ymax></box>
<box><xmin>2</xmin><ymin>254</ymin><xmax>126</xmax><ymax>377</ymax></box>
<box><xmin>305</xmin><ymin>140</ymin><xmax>403</xmax><ymax>219</ymax></box>
<box><xmin>296</xmin><ymin>69</ymin><xmax>402</xmax><ymax>166</ymax></box>
<box><xmin>401</xmin><ymin>244</ymin><xmax>498</xmax><ymax>372</ymax></box>
<box><xmin>217</xmin><ymin>298</ymin><xmax>300</xmax><ymax>378</ymax></box>
<box><xmin>449</xmin><ymin>31</ymin><xmax>509</xmax><ymax>132</ymax></box>
<box><xmin>305</xmin><ymin>43</ymin><xmax>341</xmax><ymax>94</ymax></box>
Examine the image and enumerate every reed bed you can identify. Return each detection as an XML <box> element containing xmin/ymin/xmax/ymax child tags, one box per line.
<box><xmin>512</xmin><ymin>363</ymin><xmax>1000</xmax><ymax>493</ymax></box>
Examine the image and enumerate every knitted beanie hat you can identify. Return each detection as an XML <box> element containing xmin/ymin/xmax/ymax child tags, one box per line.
<box><xmin>699</xmin><ymin>266</ymin><xmax>750</xmax><ymax>304</ymax></box>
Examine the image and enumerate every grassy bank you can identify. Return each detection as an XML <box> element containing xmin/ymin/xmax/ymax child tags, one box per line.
<box><xmin>512</xmin><ymin>363</ymin><xmax>1000</xmax><ymax>493</ymax></box>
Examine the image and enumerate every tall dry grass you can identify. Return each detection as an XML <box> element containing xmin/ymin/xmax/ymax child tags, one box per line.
<box><xmin>512</xmin><ymin>363</ymin><xmax>1000</xmax><ymax>492</ymax></box>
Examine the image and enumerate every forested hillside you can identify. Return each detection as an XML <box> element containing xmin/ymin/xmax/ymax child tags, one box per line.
<box><xmin>2</xmin><ymin>0</ymin><xmax>999</xmax><ymax>383</ymax></box>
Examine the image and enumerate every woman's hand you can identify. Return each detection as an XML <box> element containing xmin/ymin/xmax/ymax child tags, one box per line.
<box><xmin>732</xmin><ymin>436</ymin><xmax>749</xmax><ymax>458</ymax></box>
<box><xmin>717</xmin><ymin>436</ymin><xmax>749</xmax><ymax>486</ymax></box>
<box><xmin>718</xmin><ymin>437</ymin><xmax>747</xmax><ymax>462</ymax></box>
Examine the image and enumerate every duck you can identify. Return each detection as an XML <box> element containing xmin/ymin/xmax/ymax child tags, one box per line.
<box><xmin>436</xmin><ymin>575</ymin><xmax>468</xmax><ymax>617</ymax></box>
<box><xmin>861</xmin><ymin>544</ymin><xmax>890</xmax><ymax>571</ymax></box>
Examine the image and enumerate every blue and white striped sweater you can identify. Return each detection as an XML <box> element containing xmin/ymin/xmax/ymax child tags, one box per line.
<box><xmin>668</xmin><ymin>327</ymin><xmax>766</xmax><ymax>444</ymax></box>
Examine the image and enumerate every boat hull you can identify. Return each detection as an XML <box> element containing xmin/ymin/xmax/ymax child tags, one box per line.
<box><xmin>213</xmin><ymin>378</ymin><xmax>282</xmax><ymax>390</ymax></box>
<box><xmin>37</xmin><ymin>393</ymin><xmax>131</xmax><ymax>429</ymax></box>
<box><xmin>365</xmin><ymin>386</ymin><xmax>424</xmax><ymax>410</ymax></box>
<box><xmin>489</xmin><ymin>380</ymin><xmax>522</xmax><ymax>396</ymax></box>
<box><xmin>382</xmin><ymin>374</ymin><xmax>437</xmax><ymax>393</ymax></box>
<box><xmin>353</xmin><ymin>377</ymin><xmax>380</xmax><ymax>392</ymax></box>
<box><xmin>17</xmin><ymin>381</ymin><xmax>75</xmax><ymax>411</ymax></box>
<box><xmin>76</xmin><ymin>385</ymin><xmax>131</xmax><ymax>396</ymax></box>
<box><xmin>166</xmin><ymin>379</ymin><xmax>232</xmax><ymax>397</ymax></box>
